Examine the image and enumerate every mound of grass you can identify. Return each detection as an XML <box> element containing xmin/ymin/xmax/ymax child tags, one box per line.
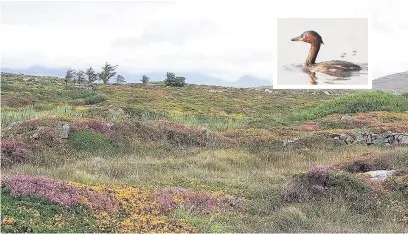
<box><xmin>84</xmin><ymin>94</ymin><xmax>108</xmax><ymax>105</ymax></box>
<box><xmin>294</xmin><ymin>91</ymin><xmax>408</xmax><ymax>121</ymax></box>
<box><xmin>68</xmin><ymin>129</ymin><xmax>113</xmax><ymax>152</ymax></box>
<box><xmin>281</xmin><ymin>165</ymin><xmax>373</xmax><ymax>203</ymax></box>
<box><xmin>56</xmin><ymin>89</ymin><xmax>95</xmax><ymax>100</ymax></box>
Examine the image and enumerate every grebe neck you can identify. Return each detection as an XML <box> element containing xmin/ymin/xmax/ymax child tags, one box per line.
<box><xmin>305</xmin><ymin>43</ymin><xmax>321</xmax><ymax>66</ymax></box>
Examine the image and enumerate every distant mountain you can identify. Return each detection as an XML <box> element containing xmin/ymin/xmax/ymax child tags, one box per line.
<box><xmin>227</xmin><ymin>75</ymin><xmax>272</xmax><ymax>88</ymax></box>
<box><xmin>1</xmin><ymin>66</ymin><xmax>68</xmax><ymax>78</ymax></box>
<box><xmin>373</xmin><ymin>71</ymin><xmax>408</xmax><ymax>93</ymax></box>
<box><xmin>1</xmin><ymin>66</ymin><xmax>271</xmax><ymax>88</ymax></box>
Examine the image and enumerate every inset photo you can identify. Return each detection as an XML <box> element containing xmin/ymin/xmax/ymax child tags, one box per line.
<box><xmin>274</xmin><ymin>18</ymin><xmax>370</xmax><ymax>89</ymax></box>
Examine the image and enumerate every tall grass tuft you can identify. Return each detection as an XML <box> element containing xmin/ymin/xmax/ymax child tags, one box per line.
<box><xmin>1</xmin><ymin>106</ymin><xmax>83</xmax><ymax>128</ymax></box>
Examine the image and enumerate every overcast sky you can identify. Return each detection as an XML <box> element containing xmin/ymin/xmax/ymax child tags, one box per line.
<box><xmin>1</xmin><ymin>0</ymin><xmax>407</xmax><ymax>81</ymax></box>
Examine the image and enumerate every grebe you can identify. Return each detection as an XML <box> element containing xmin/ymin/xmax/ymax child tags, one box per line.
<box><xmin>291</xmin><ymin>31</ymin><xmax>361</xmax><ymax>74</ymax></box>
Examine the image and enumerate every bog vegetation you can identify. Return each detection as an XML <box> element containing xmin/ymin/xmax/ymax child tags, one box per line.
<box><xmin>1</xmin><ymin>72</ymin><xmax>408</xmax><ymax>233</ymax></box>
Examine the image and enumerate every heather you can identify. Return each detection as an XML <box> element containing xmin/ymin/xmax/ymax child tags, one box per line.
<box><xmin>1</xmin><ymin>174</ymin><xmax>243</xmax><ymax>233</ymax></box>
<box><xmin>1</xmin><ymin>73</ymin><xmax>408</xmax><ymax>232</ymax></box>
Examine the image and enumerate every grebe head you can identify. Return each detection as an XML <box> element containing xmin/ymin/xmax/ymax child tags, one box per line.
<box><xmin>291</xmin><ymin>31</ymin><xmax>324</xmax><ymax>45</ymax></box>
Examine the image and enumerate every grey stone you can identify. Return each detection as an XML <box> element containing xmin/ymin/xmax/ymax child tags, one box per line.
<box><xmin>57</xmin><ymin>124</ymin><xmax>70</xmax><ymax>139</ymax></box>
<box><xmin>399</xmin><ymin>135</ymin><xmax>408</xmax><ymax>145</ymax></box>
<box><xmin>340</xmin><ymin>115</ymin><xmax>355</xmax><ymax>121</ymax></box>
<box><xmin>282</xmin><ymin>139</ymin><xmax>297</xmax><ymax>147</ymax></box>
<box><xmin>363</xmin><ymin>170</ymin><xmax>396</xmax><ymax>181</ymax></box>
<box><xmin>355</xmin><ymin>132</ymin><xmax>366</xmax><ymax>144</ymax></box>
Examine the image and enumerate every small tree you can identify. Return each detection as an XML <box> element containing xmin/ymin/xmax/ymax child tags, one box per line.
<box><xmin>164</xmin><ymin>72</ymin><xmax>186</xmax><ymax>87</ymax></box>
<box><xmin>116</xmin><ymin>74</ymin><xmax>126</xmax><ymax>84</ymax></box>
<box><xmin>99</xmin><ymin>62</ymin><xmax>118</xmax><ymax>84</ymax></box>
<box><xmin>166</xmin><ymin>72</ymin><xmax>175</xmax><ymax>80</ymax></box>
<box><xmin>76</xmin><ymin>70</ymin><xmax>86</xmax><ymax>84</ymax></box>
<box><xmin>85</xmin><ymin>67</ymin><xmax>98</xmax><ymax>83</ymax></box>
<box><xmin>64</xmin><ymin>69</ymin><xmax>75</xmax><ymax>84</ymax></box>
<box><xmin>141</xmin><ymin>75</ymin><xmax>150</xmax><ymax>84</ymax></box>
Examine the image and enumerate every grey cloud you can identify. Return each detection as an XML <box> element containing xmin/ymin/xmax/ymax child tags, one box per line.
<box><xmin>1</xmin><ymin>1</ymin><xmax>168</xmax><ymax>27</ymax></box>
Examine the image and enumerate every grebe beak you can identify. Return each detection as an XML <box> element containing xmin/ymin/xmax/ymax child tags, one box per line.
<box><xmin>291</xmin><ymin>36</ymin><xmax>302</xmax><ymax>41</ymax></box>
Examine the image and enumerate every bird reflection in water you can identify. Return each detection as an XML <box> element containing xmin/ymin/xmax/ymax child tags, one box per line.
<box><xmin>301</xmin><ymin>66</ymin><xmax>355</xmax><ymax>85</ymax></box>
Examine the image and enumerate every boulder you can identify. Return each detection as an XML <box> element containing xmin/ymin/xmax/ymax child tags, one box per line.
<box><xmin>399</xmin><ymin>134</ymin><xmax>408</xmax><ymax>145</ymax></box>
<box><xmin>57</xmin><ymin>124</ymin><xmax>70</xmax><ymax>139</ymax></box>
<box><xmin>340</xmin><ymin>114</ymin><xmax>355</xmax><ymax>121</ymax></box>
<box><xmin>363</xmin><ymin>170</ymin><xmax>396</xmax><ymax>181</ymax></box>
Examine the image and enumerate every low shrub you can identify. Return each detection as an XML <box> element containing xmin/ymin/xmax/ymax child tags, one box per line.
<box><xmin>56</xmin><ymin>89</ymin><xmax>94</xmax><ymax>100</ymax></box>
<box><xmin>281</xmin><ymin>165</ymin><xmax>373</xmax><ymax>203</ymax></box>
<box><xmin>342</xmin><ymin>151</ymin><xmax>408</xmax><ymax>173</ymax></box>
<box><xmin>1</xmin><ymin>175</ymin><xmax>82</xmax><ymax>208</ymax></box>
<box><xmin>156</xmin><ymin>120</ymin><xmax>209</xmax><ymax>147</ymax></box>
<box><xmin>86</xmin><ymin>119</ymin><xmax>114</xmax><ymax>138</ymax></box>
<box><xmin>1</xmin><ymin>95</ymin><xmax>34</xmax><ymax>108</ymax></box>
<box><xmin>1</xmin><ymin>174</ymin><xmax>243</xmax><ymax>232</ymax></box>
<box><xmin>114</xmin><ymin>120</ymin><xmax>210</xmax><ymax>147</ymax></box>
<box><xmin>1</xmin><ymin>191</ymin><xmax>99</xmax><ymax>233</ymax></box>
<box><xmin>122</xmin><ymin>107</ymin><xmax>168</xmax><ymax>121</ymax></box>
<box><xmin>84</xmin><ymin>94</ymin><xmax>108</xmax><ymax>105</ymax></box>
<box><xmin>1</xmin><ymin>140</ymin><xmax>29</xmax><ymax>167</ymax></box>
<box><xmin>154</xmin><ymin>187</ymin><xmax>244</xmax><ymax>214</ymax></box>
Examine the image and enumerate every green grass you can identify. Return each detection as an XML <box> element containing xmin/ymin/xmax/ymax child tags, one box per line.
<box><xmin>293</xmin><ymin>91</ymin><xmax>408</xmax><ymax>121</ymax></box>
<box><xmin>1</xmin><ymin>106</ymin><xmax>83</xmax><ymax>128</ymax></box>
<box><xmin>68</xmin><ymin>130</ymin><xmax>113</xmax><ymax>152</ymax></box>
<box><xmin>2</xmin><ymin>74</ymin><xmax>408</xmax><ymax>232</ymax></box>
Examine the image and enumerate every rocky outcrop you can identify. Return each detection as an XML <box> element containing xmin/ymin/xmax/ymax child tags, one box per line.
<box><xmin>329</xmin><ymin>132</ymin><xmax>408</xmax><ymax>146</ymax></box>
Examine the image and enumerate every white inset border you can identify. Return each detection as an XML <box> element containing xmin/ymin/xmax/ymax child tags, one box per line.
<box><xmin>273</xmin><ymin>16</ymin><xmax>372</xmax><ymax>90</ymax></box>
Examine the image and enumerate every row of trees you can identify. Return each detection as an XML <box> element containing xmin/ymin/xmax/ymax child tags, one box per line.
<box><xmin>64</xmin><ymin>62</ymin><xmax>125</xmax><ymax>85</ymax></box>
<box><xmin>65</xmin><ymin>63</ymin><xmax>186</xmax><ymax>87</ymax></box>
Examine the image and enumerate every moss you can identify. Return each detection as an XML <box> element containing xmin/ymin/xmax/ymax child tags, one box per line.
<box><xmin>68</xmin><ymin>129</ymin><xmax>113</xmax><ymax>152</ymax></box>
